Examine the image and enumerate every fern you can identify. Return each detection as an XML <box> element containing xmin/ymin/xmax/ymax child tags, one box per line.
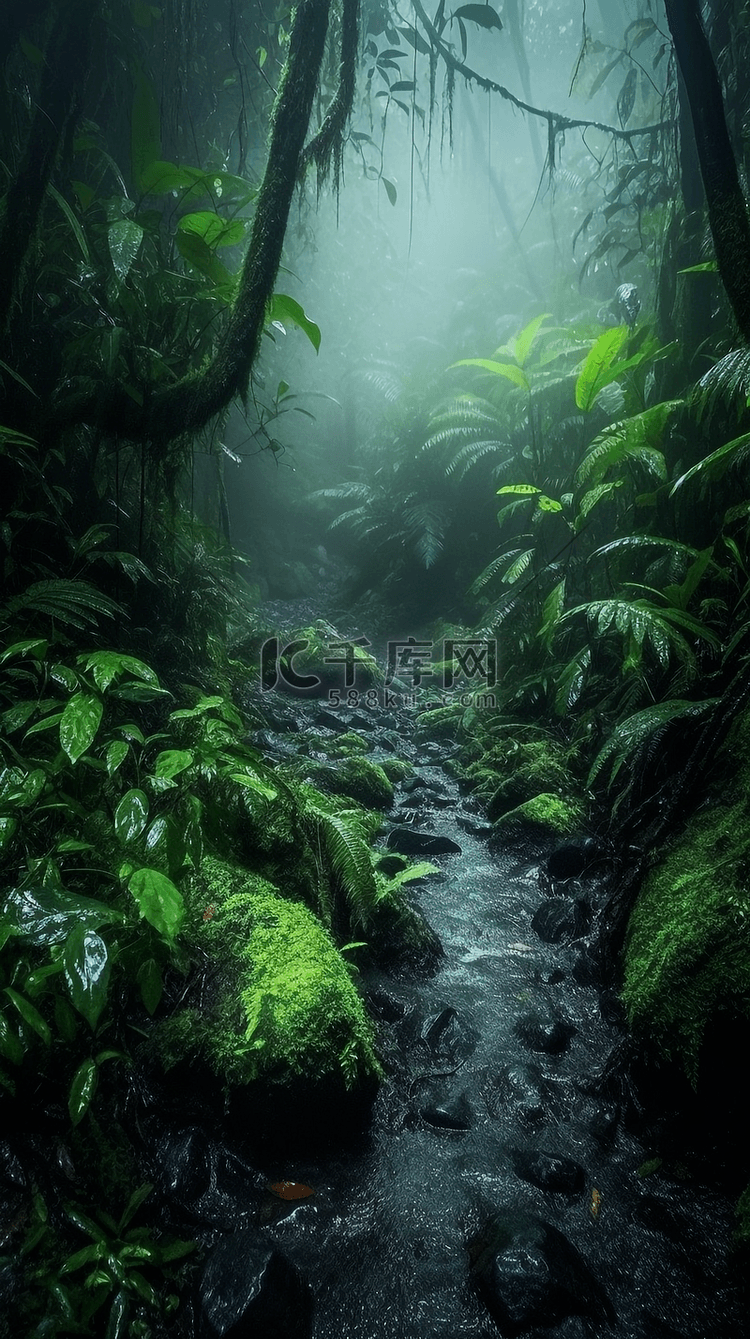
<box><xmin>693</xmin><ymin>346</ymin><xmax>750</xmax><ymax>422</ymax></box>
<box><xmin>1</xmin><ymin>580</ymin><xmax>122</xmax><ymax>631</ymax></box>
<box><xmin>588</xmin><ymin>698</ymin><xmax>719</xmax><ymax>787</ymax></box>
<box><xmin>575</xmin><ymin>401</ymin><xmax>681</xmax><ymax>488</ymax></box>
<box><xmin>300</xmin><ymin>792</ymin><xmax>380</xmax><ymax>929</ymax></box>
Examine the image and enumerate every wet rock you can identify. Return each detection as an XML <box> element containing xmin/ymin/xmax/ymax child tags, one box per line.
<box><xmin>495</xmin><ymin>1064</ymin><xmax>546</xmax><ymax>1122</ymax></box>
<box><xmin>386</xmin><ymin>827</ymin><xmax>461</xmax><ymax>855</ymax></box>
<box><xmin>375</xmin><ymin>853</ymin><xmax>409</xmax><ymax>877</ymax></box>
<box><xmin>456</xmin><ymin>813</ymin><xmax>493</xmax><ymax>835</ymax></box>
<box><xmin>469</xmin><ymin>1210</ymin><xmax>615</xmax><ymax>1336</ymax></box>
<box><xmin>155</xmin><ymin>1128</ymin><xmax>260</xmax><ymax>1227</ymax></box>
<box><xmin>365</xmin><ymin>987</ymin><xmax>409</xmax><ymax>1023</ymax></box>
<box><xmin>634</xmin><ymin>1194</ymin><xmax>689</xmax><ymax>1239</ymax></box>
<box><xmin>599</xmin><ymin>990</ymin><xmax>626</xmax><ymax>1028</ymax></box>
<box><xmin>545</xmin><ymin>840</ymin><xmax>598</xmax><ymax>882</ymax></box>
<box><xmin>420</xmin><ymin>1091</ymin><xmax>472</xmax><ymax>1131</ymax></box>
<box><xmin>587</xmin><ymin>1100</ymin><xmax>619</xmax><ymax>1145</ymax></box>
<box><xmin>531</xmin><ymin>898</ymin><xmax>590</xmax><ymax>943</ymax></box>
<box><xmin>509</xmin><ymin>1148</ymin><xmax>585</xmax><ymax>1194</ymax></box>
<box><xmin>200</xmin><ymin>1231</ymin><xmax>313</xmax><ymax>1338</ymax></box>
<box><xmin>313</xmin><ymin>707</ymin><xmax>353</xmax><ymax>732</ymax></box>
<box><xmin>514</xmin><ymin>1011</ymin><xmax>576</xmax><ymax>1055</ymax></box>
<box><xmin>421</xmin><ymin>1006</ymin><xmax>478</xmax><ymax>1062</ymax></box>
<box><xmin>632</xmin><ymin>1310</ymin><xmax>687</xmax><ymax>1338</ymax></box>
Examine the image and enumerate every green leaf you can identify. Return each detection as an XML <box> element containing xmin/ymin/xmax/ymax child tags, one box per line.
<box><xmin>153</xmin><ymin>749</ymin><xmax>194</xmax><ymax>779</ymax></box>
<box><xmin>137</xmin><ymin>958</ymin><xmax>162</xmax><ymax>1015</ymax></box>
<box><xmin>1</xmin><ymin>885</ymin><xmax>122</xmax><ymax>946</ymax></box>
<box><xmin>0</xmin><ymin>638</ymin><xmax>48</xmax><ymax>664</ymax></box>
<box><xmin>69</xmin><ymin>1058</ymin><xmax>98</xmax><ymax>1125</ymax></box>
<box><xmin>496</xmin><ymin>484</ymin><xmax>541</xmax><ymax>496</ymax></box>
<box><xmin>453</xmin><ymin>3</ymin><xmax>502</xmax><ymax>29</ymax></box>
<box><xmin>380</xmin><ymin>176</ymin><xmax>398</xmax><ymax>206</ymax></box>
<box><xmin>81</xmin><ymin>651</ymin><xmax>160</xmax><ymax>693</ymax></box>
<box><xmin>128</xmin><ymin>868</ymin><xmax>184</xmax><ymax>940</ymax></box>
<box><xmin>670</xmin><ymin>432</ymin><xmax>750</xmax><ymax>495</ymax></box>
<box><xmin>267</xmin><ymin>294</ymin><xmax>321</xmax><ymax>352</ymax></box>
<box><xmin>0</xmin><ymin>1012</ymin><xmax>24</xmax><ymax>1065</ymax></box>
<box><xmin>177</xmin><ymin>211</ymin><xmax>246</xmax><ymax>248</ymax></box>
<box><xmin>60</xmin><ymin>692</ymin><xmax>103</xmax><ymax>764</ymax></box>
<box><xmin>47</xmin><ymin>184</ymin><xmax>91</xmax><ymax>262</ymax></box>
<box><xmin>118</xmin><ymin>1183</ymin><xmax>153</xmax><ymax>1232</ymax></box>
<box><xmin>229</xmin><ymin>770</ymin><xmax>278</xmax><ymax>801</ymax></box>
<box><xmin>64</xmin><ymin>927</ymin><xmax>111</xmax><ymax>1030</ymax></box>
<box><xmin>175</xmin><ymin>229</ymin><xmax>233</xmax><ymax>288</ymax></box>
<box><xmin>588</xmin><ymin>698</ymin><xmax>718</xmax><ymax>787</ymax></box>
<box><xmin>575</xmin><ymin>325</ymin><xmax>629</xmax><ymax>411</ymax></box>
<box><xmin>5</xmin><ymin>988</ymin><xmax>51</xmax><ymax>1045</ymax></box>
<box><xmin>106</xmin><ymin>741</ymin><xmax>129</xmax><ymax>777</ymax></box>
<box><xmin>678</xmin><ymin>261</ymin><xmax>718</xmax><ymax>274</ymax></box>
<box><xmin>452</xmin><ymin>358</ymin><xmax>530</xmax><ymax>391</ymax></box>
<box><xmin>114</xmin><ymin>789</ymin><xmax>149</xmax><ymax>843</ymax></box>
<box><xmin>108</xmin><ymin>219</ymin><xmax>143</xmax><ymax>282</ymax></box>
<box><xmin>514</xmin><ymin>313</ymin><xmax>552</xmax><ymax>367</ymax></box>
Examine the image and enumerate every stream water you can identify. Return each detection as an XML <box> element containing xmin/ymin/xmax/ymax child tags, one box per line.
<box><xmin>166</xmin><ymin>674</ymin><xmax>746</xmax><ymax>1339</ymax></box>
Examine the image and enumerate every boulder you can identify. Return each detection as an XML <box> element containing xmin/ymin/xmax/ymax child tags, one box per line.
<box><xmin>532</xmin><ymin>897</ymin><xmax>590</xmax><ymax>943</ymax></box>
<box><xmin>200</xmin><ymin>1232</ymin><xmax>313</xmax><ymax>1338</ymax></box>
<box><xmin>420</xmin><ymin>1090</ymin><xmax>473</xmax><ymax>1131</ymax></box>
<box><xmin>469</xmin><ymin>1210</ymin><xmax>614</xmax><ymax>1336</ymax></box>
<box><xmin>420</xmin><ymin>1006</ymin><xmax>479</xmax><ymax>1063</ymax></box>
<box><xmin>386</xmin><ymin>827</ymin><xmax>461</xmax><ymax>855</ymax></box>
<box><xmin>509</xmin><ymin>1147</ymin><xmax>585</xmax><ymax>1194</ymax></box>
<box><xmin>514</xmin><ymin>1010</ymin><xmax>576</xmax><ymax>1055</ymax></box>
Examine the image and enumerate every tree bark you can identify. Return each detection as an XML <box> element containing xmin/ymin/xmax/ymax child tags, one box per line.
<box><xmin>663</xmin><ymin>0</ymin><xmax>750</xmax><ymax>342</ymax></box>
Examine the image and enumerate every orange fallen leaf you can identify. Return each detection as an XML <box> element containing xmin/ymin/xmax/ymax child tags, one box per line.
<box><xmin>590</xmin><ymin>1187</ymin><xmax>602</xmax><ymax>1220</ymax></box>
<box><xmin>268</xmin><ymin>1180</ymin><xmax>314</xmax><ymax>1201</ymax></box>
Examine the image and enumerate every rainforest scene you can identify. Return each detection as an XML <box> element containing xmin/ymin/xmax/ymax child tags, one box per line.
<box><xmin>1</xmin><ymin>0</ymin><xmax>750</xmax><ymax>1335</ymax></box>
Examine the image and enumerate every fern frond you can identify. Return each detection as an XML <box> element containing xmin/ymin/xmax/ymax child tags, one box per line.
<box><xmin>2</xmin><ymin>579</ymin><xmax>121</xmax><ymax>630</ymax></box>
<box><xmin>446</xmin><ymin>440</ymin><xmax>514</xmax><ymax>478</ymax></box>
<box><xmin>693</xmin><ymin>347</ymin><xmax>750</xmax><ymax>422</ymax></box>
<box><xmin>575</xmin><ymin>401</ymin><xmax>681</xmax><ymax>487</ymax></box>
<box><xmin>588</xmin><ymin>698</ymin><xmax>719</xmax><ymax>788</ymax></box>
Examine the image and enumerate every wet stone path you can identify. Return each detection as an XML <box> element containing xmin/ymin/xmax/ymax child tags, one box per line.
<box><xmin>172</xmin><ymin>688</ymin><xmax>746</xmax><ymax>1339</ymax></box>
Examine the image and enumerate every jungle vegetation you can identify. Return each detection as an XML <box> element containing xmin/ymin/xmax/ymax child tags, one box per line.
<box><xmin>2</xmin><ymin>0</ymin><xmax>750</xmax><ymax>1330</ymax></box>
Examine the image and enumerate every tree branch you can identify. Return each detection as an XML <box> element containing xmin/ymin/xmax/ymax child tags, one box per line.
<box><xmin>410</xmin><ymin>0</ymin><xmax>673</xmax><ymax>147</ymax></box>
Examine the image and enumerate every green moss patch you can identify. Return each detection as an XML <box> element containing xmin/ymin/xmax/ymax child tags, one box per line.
<box><xmin>622</xmin><ymin>796</ymin><xmax>750</xmax><ymax>1084</ymax></box>
<box><xmin>158</xmin><ymin>858</ymin><xmax>381</xmax><ymax>1091</ymax></box>
<box><xmin>303</xmin><ymin>756</ymin><xmax>394</xmax><ymax>810</ymax></box>
<box><xmin>491</xmin><ymin>792</ymin><xmax>585</xmax><ymax>841</ymax></box>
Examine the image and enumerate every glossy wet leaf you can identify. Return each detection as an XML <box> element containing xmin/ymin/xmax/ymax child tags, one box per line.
<box><xmin>108</xmin><ymin>219</ymin><xmax>143</xmax><ymax>283</ymax></box>
<box><xmin>64</xmin><ymin>926</ymin><xmax>111</xmax><ymax>1029</ymax></box>
<box><xmin>5</xmin><ymin>988</ymin><xmax>51</xmax><ymax>1044</ymax></box>
<box><xmin>69</xmin><ymin>1058</ymin><xmax>98</xmax><ymax>1125</ymax></box>
<box><xmin>453</xmin><ymin>358</ymin><xmax>530</xmax><ymax>391</ymax></box>
<box><xmin>114</xmin><ymin>789</ymin><xmax>149</xmax><ymax>843</ymax></box>
<box><xmin>136</xmin><ymin>958</ymin><xmax>162</xmax><ymax>1015</ymax></box>
<box><xmin>128</xmin><ymin>868</ymin><xmax>185</xmax><ymax>940</ymax></box>
<box><xmin>267</xmin><ymin>294</ymin><xmax>321</xmax><ymax>352</ymax></box>
<box><xmin>60</xmin><ymin>692</ymin><xmax>103</xmax><ymax>764</ymax></box>
<box><xmin>1</xmin><ymin>885</ymin><xmax>121</xmax><ymax>946</ymax></box>
<box><xmin>81</xmin><ymin>651</ymin><xmax>160</xmax><ymax>692</ymax></box>
<box><xmin>106</xmin><ymin>741</ymin><xmax>129</xmax><ymax>777</ymax></box>
<box><xmin>153</xmin><ymin>749</ymin><xmax>193</xmax><ymax>779</ymax></box>
<box><xmin>177</xmin><ymin>211</ymin><xmax>246</xmax><ymax>248</ymax></box>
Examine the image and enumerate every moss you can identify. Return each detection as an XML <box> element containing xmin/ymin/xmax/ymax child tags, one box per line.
<box><xmin>413</xmin><ymin>705</ymin><xmax>464</xmax><ymax>741</ymax></box>
<box><xmin>622</xmin><ymin>797</ymin><xmax>750</xmax><ymax>1083</ymax></box>
<box><xmin>312</xmin><ymin>730</ymin><xmax>372</xmax><ymax>758</ymax></box>
<box><xmin>303</xmin><ymin>756</ymin><xmax>394</xmax><ymax>810</ymax></box>
<box><xmin>465</xmin><ymin>738</ymin><xmax>573</xmax><ymax>816</ymax></box>
<box><xmin>161</xmin><ymin>858</ymin><xmax>381</xmax><ymax>1091</ymax></box>
<box><xmin>378</xmin><ymin>757</ymin><xmax>414</xmax><ymax>783</ymax></box>
<box><xmin>492</xmin><ymin>791</ymin><xmax>585</xmax><ymax>838</ymax></box>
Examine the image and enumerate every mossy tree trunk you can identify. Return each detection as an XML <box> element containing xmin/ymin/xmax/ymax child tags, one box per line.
<box><xmin>663</xmin><ymin>0</ymin><xmax>750</xmax><ymax>343</ymax></box>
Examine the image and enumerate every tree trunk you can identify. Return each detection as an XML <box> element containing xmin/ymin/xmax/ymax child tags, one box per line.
<box><xmin>663</xmin><ymin>0</ymin><xmax>750</xmax><ymax>342</ymax></box>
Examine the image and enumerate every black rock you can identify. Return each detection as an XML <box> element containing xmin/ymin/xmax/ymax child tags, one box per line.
<box><xmin>514</xmin><ymin>1011</ymin><xmax>576</xmax><ymax>1055</ymax></box>
<box><xmin>200</xmin><ymin>1232</ymin><xmax>313</xmax><ymax>1338</ymax></box>
<box><xmin>470</xmin><ymin>1210</ymin><xmax>615</xmax><ymax>1337</ymax></box>
<box><xmin>375</xmin><ymin>853</ymin><xmax>409</xmax><ymax>877</ymax></box>
<box><xmin>421</xmin><ymin>1006</ymin><xmax>479</xmax><ymax>1063</ymax></box>
<box><xmin>313</xmin><ymin>708</ymin><xmax>352</xmax><ymax>733</ymax></box>
<box><xmin>386</xmin><ymin>827</ymin><xmax>461</xmax><ymax>855</ymax></box>
<box><xmin>587</xmin><ymin>1099</ymin><xmax>619</xmax><ymax>1145</ymax></box>
<box><xmin>421</xmin><ymin>1091</ymin><xmax>472</xmax><ymax>1131</ymax></box>
<box><xmin>546</xmin><ymin>840</ymin><xmax>598</xmax><ymax>882</ymax></box>
<box><xmin>532</xmin><ymin>898</ymin><xmax>590</xmax><ymax>944</ymax></box>
<box><xmin>155</xmin><ymin>1128</ymin><xmax>260</xmax><ymax>1228</ymax></box>
<box><xmin>509</xmin><ymin>1148</ymin><xmax>585</xmax><ymax>1194</ymax></box>
<box><xmin>366</xmin><ymin>987</ymin><xmax>409</xmax><ymax>1023</ymax></box>
<box><xmin>495</xmin><ymin>1064</ymin><xmax>546</xmax><ymax>1122</ymax></box>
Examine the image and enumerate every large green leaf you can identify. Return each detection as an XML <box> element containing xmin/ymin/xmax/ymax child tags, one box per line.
<box><xmin>153</xmin><ymin>749</ymin><xmax>194</xmax><ymax>780</ymax></box>
<box><xmin>81</xmin><ymin>651</ymin><xmax>160</xmax><ymax>692</ymax></box>
<box><xmin>268</xmin><ymin>294</ymin><xmax>321</xmax><ymax>353</ymax></box>
<box><xmin>575</xmin><ymin>326</ymin><xmax>629</xmax><ymax>411</ymax></box>
<box><xmin>1</xmin><ymin>886</ymin><xmax>122</xmax><ymax>946</ymax></box>
<box><xmin>114</xmin><ymin>789</ymin><xmax>149</xmax><ymax>843</ymax></box>
<box><xmin>128</xmin><ymin>868</ymin><xmax>185</xmax><ymax>940</ymax></box>
<box><xmin>670</xmin><ymin>431</ymin><xmax>750</xmax><ymax>495</ymax></box>
<box><xmin>588</xmin><ymin>698</ymin><xmax>719</xmax><ymax>787</ymax></box>
<box><xmin>136</xmin><ymin>958</ymin><xmax>162</xmax><ymax>1016</ymax></box>
<box><xmin>175</xmin><ymin>230</ymin><xmax>233</xmax><ymax>288</ymax></box>
<box><xmin>64</xmin><ymin>927</ymin><xmax>111</xmax><ymax>1030</ymax></box>
<box><xmin>5</xmin><ymin>988</ymin><xmax>51</xmax><ymax>1045</ymax></box>
<box><xmin>108</xmin><ymin>220</ymin><xmax>143</xmax><ymax>282</ymax></box>
<box><xmin>177</xmin><ymin>211</ymin><xmax>247</xmax><ymax>248</ymax></box>
<box><xmin>576</xmin><ymin>401</ymin><xmax>681</xmax><ymax>486</ymax></box>
<box><xmin>60</xmin><ymin>692</ymin><xmax>103</xmax><ymax>764</ymax></box>
<box><xmin>452</xmin><ymin>358</ymin><xmax>530</xmax><ymax>391</ymax></box>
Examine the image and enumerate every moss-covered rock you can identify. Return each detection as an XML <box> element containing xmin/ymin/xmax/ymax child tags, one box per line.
<box><xmin>159</xmin><ymin>858</ymin><xmax>382</xmax><ymax>1096</ymax></box>
<box><xmin>313</xmin><ymin>729</ymin><xmax>372</xmax><ymax>758</ymax></box>
<box><xmin>622</xmin><ymin>786</ymin><xmax>750</xmax><ymax>1085</ymax></box>
<box><xmin>491</xmin><ymin>792</ymin><xmax>585</xmax><ymax>844</ymax></box>
<box><xmin>378</xmin><ymin>757</ymin><xmax>414</xmax><ymax>784</ymax></box>
<box><xmin>303</xmin><ymin>756</ymin><xmax>394</xmax><ymax>810</ymax></box>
